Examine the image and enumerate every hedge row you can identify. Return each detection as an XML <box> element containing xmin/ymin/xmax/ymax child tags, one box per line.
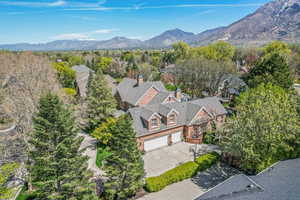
<box><xmin>196</xmin><ymin>151</ymin><xmax>220</xmax><ymax>171</ymax></box>
<box><xmin>145</xmin><ymin>152</ymin><xmax>220</xmax><ymax>192</ymax></box>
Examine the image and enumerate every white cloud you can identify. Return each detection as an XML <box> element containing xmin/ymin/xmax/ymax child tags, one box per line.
<box><xmin>92</xmin><ymin>29</ymin><xmax>115</xmax><ymax>34</ymax></box>
<box><xmin>48</xmin><ymin>0</ymin><xmax>65</xmax><ymax>7</ymax></box>
<box><xmin>64</xmin><ymin>3</ymin><xmax>263</xmax><ymax>11</ymax></box>
<box><xmin>52</xmin><ymin>29</ymin><xmax>116</xmax><ymax>40</ymax></box>
<box><xmin>0</xmin><ymin>0</ymin><xmax>109</xmax><ymax>8</ymax></box>
<box><xmin>0</xmin><ymin>0</ymin><xmax>66</xmax><ymax>7</ymax></box>
<box><xmin>52</xmin><ymin>33</ymin><xmax>92</xmax><ymax>40</ymax></box>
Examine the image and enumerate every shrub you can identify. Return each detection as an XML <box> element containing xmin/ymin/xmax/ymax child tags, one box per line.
<box><xmin>96</xmin><ymin>147</ymin><xmax>112</xmax><ymax>168</ymax></box>
<box><xmin>145</xmin><ymin>161</ymin><xmax>198</xmax><ymax>192</ymax></box>
<box><xmin>62</xmin><ymin>88</ymin><xmax>77</xmax><ymax>96</ymax></box>
<box><xmin>52</xmin><ymin>62</ymin><xmax>76</xmax><ymax>88</ymax></box>
<box><xmin>203</xmin><ymin>131</ymin><xmax>216</xmax><ymax>144</ymax></box>
<box><xmin>196</xmin><ymin>152</ymin><xmax>220</xmax><ymax>171</ymax></box>
<box><xmin>145</xmin><ymin>152</ymin><xmax>220</xmax><ymax>192</ymax></box>
<box><xmin>165</xmin><ymin>84</ymin><xmax>177</xmax><ymax>91</ymax></box>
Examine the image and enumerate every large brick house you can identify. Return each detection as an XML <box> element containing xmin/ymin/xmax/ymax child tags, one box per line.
<box><xmin>116</xmin><ymin>76</ymin><xmax>227</xmax><ymax>151</ymax></box>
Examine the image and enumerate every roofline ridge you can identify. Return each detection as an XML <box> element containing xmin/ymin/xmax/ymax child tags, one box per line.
<box><xmin>256</xmin><ymin>161</ymin><xmax>280</xmax><ymax>176</ymax></box>
<box><xmin>245</xmin><ymin>175</ymin><xmax>264</xmax><ymax>191</ymax></box>
<box><xmin>197</xmin><ymin>174</ymin><xmax>244</xmax><ymax>200</ymax></box>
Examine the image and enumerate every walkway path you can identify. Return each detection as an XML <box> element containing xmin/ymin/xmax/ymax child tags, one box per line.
<box><xmin>79</xmin><ymin>133</ymin><xmax>104</xmax><ymax>177</ymax></box>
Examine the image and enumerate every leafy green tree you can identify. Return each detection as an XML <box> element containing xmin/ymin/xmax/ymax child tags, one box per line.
<box><xmin>92</xmin><ymin>117</ymin><xmax>116</xmax><ymax>145</ymax></box>
<box><xmin>172</xmin><ymin>42</ymin><xmax>190</xmax><ymax>60</ymax></box>
<box><xmin>52</xmin><ymin>62</ymin><xmax>76</xmax><ymax>88</ymax></box>
<box><xmin>87</xmin><ymin>71</ymin><xmax>116</xmax><ymax>132</ymax></box>
<box><xmin>246</xmin><ymin>53</ymin><xmax>293</xmax><ymax>89</ymax></box>
<box><xmin>96</xmin><ymin>57</ymin><xmax>113</xmax><ymax>72</ymax></box>
<box><xmin>28</xmin><ymin>93</ymin><xmax>97</xmax><ymax>200</ymax></box>
<box><xmin>263</xmin><ymin>41</ymin><xmax>291</xmax><ymax>57</ymax></box>
<box><xmin>196</xmin><ymin>41</ymin><xmax>235</xmax><ymax>62</ymax></box>
<box><xmin>104</xmin><ymin>115</ymin><xmax>144</xmax><ymax>200</ymax></box>
<box><xmin>221</xmin><ymin>84</ymin><xmax>300</xmax><ymax>173</ymax></box>
<box><xmin>0</xmin><ymin>162</ymin><xmax>19</xmax><ymax>199</ymax></box>
<box><xmin>64</xmin><ymin>54</ymin><xmax>84</xmax><ymax>66</ymax></box>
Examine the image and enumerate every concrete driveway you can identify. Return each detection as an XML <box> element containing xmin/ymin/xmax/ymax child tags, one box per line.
<box><xmin>138</xmin><ymin>179</ymin><xmax>204</xmax><ymax>200</ymax></box>
<box><xmin>143</xmin><ymin>142</ymin><xmax>219</xmax><ymax>177</ymax></box>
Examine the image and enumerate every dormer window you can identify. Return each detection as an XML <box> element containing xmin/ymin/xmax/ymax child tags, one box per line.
<box><xmin>169</xmin><ymin>114</ymin><xmax>176</xmax><ymax>124</ymax></box>
<box><xmin>151</xmin><ymin>118</ymin><xmax>159</xmax><ymax>128</ymax></box>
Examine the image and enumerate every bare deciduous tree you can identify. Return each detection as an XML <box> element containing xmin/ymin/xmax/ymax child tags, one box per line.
<box><xmin>0</xmin><ymin>52</ymin><xmax>63</xmax><ymax>162</ymax></box>
<box><xmin>174</xmin><ymin>58</ymin><xmax>236</xmax><ymax>98</ymax></box>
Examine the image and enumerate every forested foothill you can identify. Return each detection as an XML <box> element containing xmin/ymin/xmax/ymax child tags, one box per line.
<box><xmin>0</xmin><ymin>40</ymin><xmax>300</xmax><ymax>199</ymax></box>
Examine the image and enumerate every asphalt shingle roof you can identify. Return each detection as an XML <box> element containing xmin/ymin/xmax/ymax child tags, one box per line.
<box><xmin>196</xmin><ymin>158</ymin><xmax>300</xmax><ymax>200</ymax></box>
<box><xmin>72</xmin><ymin>65</ymin><xmax>94</xmax><ymax>97</ymax></box>
<box><xmin>148</xmin><ymin>92</ymin><xmax>174</xmax><ymax>105</ymax></box>
<box><xmin>129</xmin><ymin>97</ymin><xmax>227</xmax><ymax>137</ymax></box>
<box><xmin>116</xmin><ymin>78</ymin><xmax>167</xmax><ymax>106</ymax></box>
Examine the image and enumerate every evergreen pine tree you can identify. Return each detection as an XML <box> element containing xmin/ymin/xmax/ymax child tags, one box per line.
<box><xmin>87</xmin><ymin>71</ymin><xmax>116</xmax><ymax>132</ymax></box>
<box><xmin>104</xmin><ymin>115</ymin><xmax>144</xmax><ymax>200</ymax></box>
<box><xmin>28</xmin><ymin>93</ymin><xmax>97</xmax><ymax>200</ymax></box>
<box><xmin>246</xmin><ymin>53</ymin><xmax>293</xmax><ymax>89</ymax></box>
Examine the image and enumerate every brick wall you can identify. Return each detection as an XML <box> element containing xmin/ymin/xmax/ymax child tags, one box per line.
<box><xmin>137</xmin><ymin>87</ymin><xmax>159</xmax><ymax>106</ymax></box>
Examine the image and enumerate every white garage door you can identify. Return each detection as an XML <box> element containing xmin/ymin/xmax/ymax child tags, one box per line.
<box><xmin>171</xmin><ymin>132</ymin><xmax>182</xmax><ymax>144</ymax></box>
<box><xmin>144</xmin><ymin>135</ymin><xmax>168</xmax><ymax>152</ymax></box>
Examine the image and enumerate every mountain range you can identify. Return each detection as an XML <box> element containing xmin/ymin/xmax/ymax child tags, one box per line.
<box><xmin>1</xmin><ymin>0</ymin><xmax>300</xmax><ymax>51</ymax></box>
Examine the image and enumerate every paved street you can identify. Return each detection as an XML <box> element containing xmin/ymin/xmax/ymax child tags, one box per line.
<box><xmin>138</xmin><ymin>179</ymin><xmax>205</xmax><ymax>200</ymax></box>
<box><xmin>143</xmin><ymin>142</ymin><xmax>220</xmax><ymax>177</ymax></box>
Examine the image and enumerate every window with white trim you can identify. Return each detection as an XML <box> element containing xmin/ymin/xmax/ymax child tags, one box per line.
<box><xmin>151</xmin><ymin>118</ymin><xmax>159</xmax><ymax>128</ymax></box>
<box><xmin>169</xmin><ymin>114</ymin><xmax>176</xmax><ymax>124</ymax></box>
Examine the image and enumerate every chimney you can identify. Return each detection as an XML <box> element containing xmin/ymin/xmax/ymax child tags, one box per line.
<box><xmin>175</xmin><ymin>88</ymin><xmax>182</xmax><ymax>101</ymax></box>
<box><xmin>137</xmin><ymin>74</ymin><xmax>144</xmax><ymax>86</ymax></box>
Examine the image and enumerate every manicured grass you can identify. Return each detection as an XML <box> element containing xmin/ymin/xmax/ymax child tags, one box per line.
<box><xmin>16</xmin><ymin>187</ymin><xmax>36</xmax><ymax>200</ymax></box>
<box><xmin>96</xmin><ymin>146</ymin><xmax>112</xmax><ymax>168</ymax></box>
<box><xmin>145</xmin><ymin>152</ymin><xmax>220</xmax><ymax>192</ymax></box>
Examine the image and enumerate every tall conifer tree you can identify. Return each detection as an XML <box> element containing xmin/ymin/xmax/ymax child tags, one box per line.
<box><xmin>104</xmin><ymin>115</ymin><xmax>144</xmax><ymax>200</ymax></box>
<box><xmin>28</xmin><ymin>93</ymin><xmax>97</xmax><ymax>200</ymax></box>
<box><xmin>87</xmin><ymin>71</ymin><xmax>116</xmax><ymax>132</ymax></box>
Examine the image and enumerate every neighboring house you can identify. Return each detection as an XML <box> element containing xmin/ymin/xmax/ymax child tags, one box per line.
<box><xmin>72</xmin><ymin>66</ymin><xmax>117</xmax><ymax>98</ymax></box>
<box><xmin>116</xmin><ymin>75</ymin><xmax>179</xmax><ymax>110</ymax></box>
<box><xmin>129</xmin><ymin>97</ymin><xmax>226</xmax><ymax>151</ymax></box>
<box><xmin>218</xmin><ymin>74</ymin><xmax>247</xmax><ymax>100</ymax></box>
<box><xmin>72</xmin><ymin>65</ymin><xmax>94</xmax><ymax>98</ymax></box>
<box><xmin>116</xmin><ymin>75</ymin><xmax>227</xmax><ymax>152</ymax></box>
<box><xmin>160</xmin><ymin>64</ymin><xmax>176</xmax><ymax>84</ymax></box>
<box><xmin>196</xmin><ymin>158</ymin><xmax>300</xmax><ymax>200</ymax></box>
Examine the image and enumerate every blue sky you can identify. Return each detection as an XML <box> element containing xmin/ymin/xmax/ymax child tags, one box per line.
<box><xmin>0</xmin><ymin>0</ymin><xmax>271</xmax><ymax>44</ymax></box>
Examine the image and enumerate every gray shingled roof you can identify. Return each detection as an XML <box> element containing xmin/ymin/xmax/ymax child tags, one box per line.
<box><xmin>116</xmin><ymin>78</ymin><xmax>167</xmax><ymax>106</ymax></box>
<box><xmin>129</xmin><ymin>97</ymin><xmax>227</xmax><ymax>137</ymax></box>
<box><xmin>72</xmin><ymin>65</ymin><xmax>94</xmax><ymax>97</ymax></box>
<box><xmin>72</xmin><ymin>65</ymin><xmax>94</xmax><ymax>73</ymax></box>
<box><xmin>148</xmin><ymin>92</ymin><xmax>175</xmax><ymax>105</ymax></box>
<box><xmin>196</xmin><ymin>158</ymin><xmax>300</xmax><ymax>200</ymax></box>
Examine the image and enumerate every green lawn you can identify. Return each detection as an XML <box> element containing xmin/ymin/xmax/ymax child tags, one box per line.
<box><xmin>16</xmin><ymin>187</ymin><xmax>36</xmax><ymax>200</ymax></box>
<box><xmin>96</xmin><ymin>146</ymin><xmax>112</xmax><ymax>168</ymax></box>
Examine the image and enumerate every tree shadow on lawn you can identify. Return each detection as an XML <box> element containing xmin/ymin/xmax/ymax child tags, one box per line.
<box><xmin>191</xmin><ymin>162</ymin><xmax>241</xmax><ymax>190</ymax></box>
